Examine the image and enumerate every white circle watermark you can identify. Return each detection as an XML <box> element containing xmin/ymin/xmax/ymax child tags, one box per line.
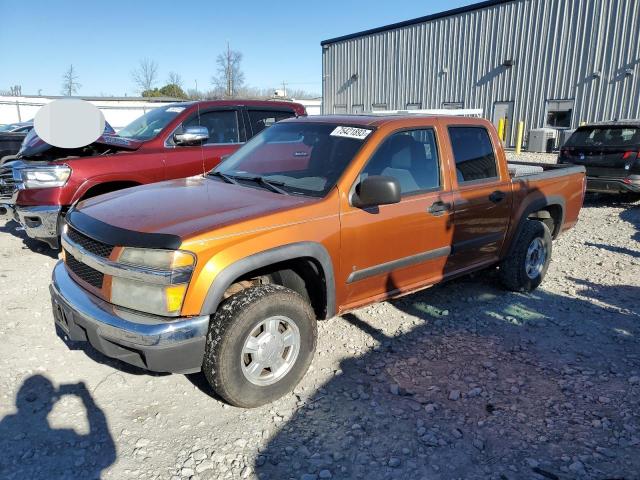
<box><xmin>34</xmin><ymin>99</ymin><xmax>105</xmax><ymax>148</ymax></box>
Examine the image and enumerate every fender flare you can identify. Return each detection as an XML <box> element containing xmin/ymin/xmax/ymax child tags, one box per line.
<box><xmin>72</xmin><ymin>176</ymin><xmax>147</xmax><ymax>203</ymax></box>
<box><xmin>503</xmin><ymin>195</ymin><xmax>565</xmax><ymax>257</ymax></box>
<box><xmin>200</xmin><ymin>241</ymin><xmax>336</xmax><ymax>319</ymax></box>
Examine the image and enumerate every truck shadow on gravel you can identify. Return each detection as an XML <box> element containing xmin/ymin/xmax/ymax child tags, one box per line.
<box><xmin>0</xmin><ymin>220</ymin><xmax>59</xmax><ymax>259</ymax></box>
<box><xmin>583</xmin><ymin>194</ymin><xmax>639</xmax><ymax>258</ymax></box>
<box><xmin>254</xmin><ymin>273</ymin><xmax>640</xmax><ymax>480</ymax></box>
<box><xmin>0</xmin><ymin>374</ymin><xmax>115</xmax><ymax>479</ymax></box>
<box><xmin>56</xmin><ymin>328</ymin><xmax>170</xmax><ymax>378</ymax></box>
<box><xmin>620</xmin><ymin>202</ymin><xmax>640</xmax><ymax>244</ymax></box>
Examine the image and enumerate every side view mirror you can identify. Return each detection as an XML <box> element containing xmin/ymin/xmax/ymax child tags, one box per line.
<box><xmin>174</xmin><ymin>126</ymin><xmax>209</xmax><ymax>145</ymax></box>
<box><xmin>352</xmin><ymin>175</ymin><xmax>401</xmax><ymax>208</ymax></box>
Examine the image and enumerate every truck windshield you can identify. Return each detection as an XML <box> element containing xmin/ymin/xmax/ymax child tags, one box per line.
<box><xmin>212</xmin><ymin>122</ymin><xmax>371</xmax><ymax>197</ymax></box>
<box><xmin>566</xmin><ymin>126</ymin><xmax>640</xmax><ymax>147</ymax></box>
<box><xmin>117</xmin><ymin>104</ymin><xmax>187</xmax><ymax>141</ymax></box>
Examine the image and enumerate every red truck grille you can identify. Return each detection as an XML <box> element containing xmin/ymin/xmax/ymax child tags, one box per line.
<box><xmin>67</xmin><ymin>226</ymin><xmax>114</xmax><ymax>258</ymax></box>
<box><xmin>64</xmin><ymin>252</ymin><xmax>105</xmax><ymax>289</ymax></box>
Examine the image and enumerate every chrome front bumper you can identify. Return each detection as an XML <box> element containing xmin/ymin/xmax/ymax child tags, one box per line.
<box><xmin>1</xmin><ymin>204</ymin><xmax>62</xmax><ymax>248</ymax></box>
<box><xmin>16</xmin><ymin>205</ymin><xmax>62</xmax><ymax>246</ymax></box>
<box><xmin>0</xmin><ymin>202</ymin><xmax>15</xmax><ymax>222</ymax></box>
<box><xmin>50</xmin><ymin>261</ymin><xmax>209</xmax><ymax>374</ymax></box>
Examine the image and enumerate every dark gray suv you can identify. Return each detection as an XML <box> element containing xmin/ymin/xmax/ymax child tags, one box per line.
<box><xmin>559</xmin><ymin>121</ymin><xmax>640</xmax><ymax>194</ymax></box>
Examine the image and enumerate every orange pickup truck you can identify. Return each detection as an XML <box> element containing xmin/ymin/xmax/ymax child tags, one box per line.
<box><xmin>50</xmin><ymin>114</ymin><xmax>586</xmax><ymax>407</ymax></box>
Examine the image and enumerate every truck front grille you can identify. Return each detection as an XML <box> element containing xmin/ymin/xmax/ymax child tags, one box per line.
<box><xmin>0</xmin><ymin>166</ymin><xmax>17</xmax><ymax>200</ymax></box>
<box><xmin>65</xmin><ymin>252</ymin><xmax>105</xmax><ymax>289</ymax></box>
<box><xmin>67</xmin><ymin>226</ymin><xmax>114</xmax><ymax>258</ymax></box>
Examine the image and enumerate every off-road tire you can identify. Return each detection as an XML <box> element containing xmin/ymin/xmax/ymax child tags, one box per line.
<box><xmin>202</xmin><ymin>284</ymin><xmax>317</xmax><ymax>408</ymax></box>
<box><xmin>498</xmin><ymin>220</ymin><xmax>552</xmax><ymax>292</ymax></box>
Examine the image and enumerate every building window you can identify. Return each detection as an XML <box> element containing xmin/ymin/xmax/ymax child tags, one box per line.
<box><xmin>546</xmin><ymin>100</ymin><xmax>574</xmax><ymax>128</ymax></box>
<box><xmin>371</xmin><ymin>103</ymin><xmax>388</xmax><ymax>112</ymax></box>
<box><xmin>352</xmin><ymin>104</ymin><xmax>364</xmax><ymax>114</ymax></box>
<box><xmin>334</xmin><ymin>105</ymin><xmax>347</xmax><ymax>114</ymax></box>
<box><xmin>406</xmin><ymin>103</ymin><xmax>421</xmax><ymax>110</ymax></box>
<box><xmin>442</xmin><ymin>102</ymin><xmax>464</xmax><ymax>109</ymax></box>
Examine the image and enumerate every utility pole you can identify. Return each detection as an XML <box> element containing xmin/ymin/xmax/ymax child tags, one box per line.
<box><xmin>281</xmin><ymin>81</ymin><xmax>287</xmax><ymax>98</ymax></box>
<box><xmin>226</xmin><ymin>42</ymin><xmax>233</xmax><ymax>97</ymax></box>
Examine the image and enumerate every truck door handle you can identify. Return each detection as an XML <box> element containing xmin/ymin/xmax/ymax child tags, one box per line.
<box><xmin>489</xmin><ymin>191</ymin><xmax>506</xmax><ymax>203</ymax></box>
<box><xmin>427</xmin><ymin>201</ymin><xmax>451</xmax><ymax>216</ymax></box>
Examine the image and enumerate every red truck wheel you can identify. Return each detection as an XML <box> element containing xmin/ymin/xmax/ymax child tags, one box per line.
<box><xmin>498</xmin><ymin>220</ymin><xmax>552</xmax><ymax>292</ymax></box>
<box><xmin>202</xmin><ymin>284</ymin><xmax>317</xmax><ymax>408</ymax></box>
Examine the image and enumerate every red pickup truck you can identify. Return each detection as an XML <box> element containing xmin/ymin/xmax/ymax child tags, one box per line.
<box><xmin>0</xmin><ymin>100</ymin><xmax>306</xmax><ymax>248</ymax></box>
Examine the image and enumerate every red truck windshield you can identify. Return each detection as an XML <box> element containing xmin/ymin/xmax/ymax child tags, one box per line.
<box><xmin>213</xmin><ymin>122</ymin><xmax>371</xmax><ymax>197</ymax></box>
<box><xmin>117</xmin><ymin>104</ymin><xmax>188</xmax><ymax>141</ymax></box>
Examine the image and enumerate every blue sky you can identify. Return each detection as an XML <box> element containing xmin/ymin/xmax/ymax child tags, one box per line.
<box><xmin>0</xmin><ymin>0</ymin><xmax>476</xmax><ymax>97</ymax></box>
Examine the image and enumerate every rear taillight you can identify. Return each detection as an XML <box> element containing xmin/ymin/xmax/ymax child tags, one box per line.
<box><xmin>623</xmin><ymin>151</ymin><xmax>640</xmax><ymax>170</ymax></box>
<box><xmin>559</xmin><ymin>147</ymin><xmax>572</xmax><ymax>164</ymax></box>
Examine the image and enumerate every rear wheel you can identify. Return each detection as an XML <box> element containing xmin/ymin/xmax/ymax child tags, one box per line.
<box><xmin>202</xmin><ymin>284</ymin><xmax>317</xmax><ymax>408</ymax></box>
<box><xmin>498</xmin><ymin>220</ymin><xmax>552</xmax><ymax>292</ymax></box>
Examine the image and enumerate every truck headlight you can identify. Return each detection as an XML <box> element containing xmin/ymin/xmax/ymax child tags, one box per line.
<box><xmin>110</xmin><ymin>247</ymin><xmax>196</xmax><ymax>316</ymax></box>
<box><xmin>21</xmin><ymin>165</ymin><xmax>71</xmax><ymax>188</ymax></box>
<box><xmin>110</xmin><ymin>278</ymin><xmax>188</xmax><ymax>316</ymax></box>
<box><xmin>118</xmin><ymin>247</ymin><xmax>195</xmax><ymax>270</ymax></box>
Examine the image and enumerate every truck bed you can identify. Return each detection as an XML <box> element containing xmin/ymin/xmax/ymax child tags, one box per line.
<box><xmin>507</xmin><ymin>160</ymin><xmax>585</xmax><ymax>179</ymax></box>
<box><xmin>506</xmin><ymin>161</ymin><xmax>586</xmax><ymax>241</ymax></box>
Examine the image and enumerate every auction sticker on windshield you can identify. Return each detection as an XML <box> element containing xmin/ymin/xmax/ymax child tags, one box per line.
<box><xmin>330</xmin><ymin>126</ymin><xmax>372</xmax><ymax>140</ymax></box>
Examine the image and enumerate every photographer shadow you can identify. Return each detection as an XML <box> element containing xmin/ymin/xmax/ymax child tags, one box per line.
<box><xmin>0</xmin><ymin>375</ymin><xmax>116</xmax><ymax>479</ymax></box>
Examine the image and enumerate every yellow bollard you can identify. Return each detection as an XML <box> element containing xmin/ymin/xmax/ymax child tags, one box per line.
<box><xmin>504</xmin><ymin>118</ymin><xmax>508</xmax><ymax>144</ymax></box>
<box><xmin>497</xmin><ymin>118</ymin><xmax>505</xmax><ymax>142</ymax></box>
<box><xmin>515</xmin><ymin>121</ymin><xmax>524</xmax><ymax>154</ymax></box>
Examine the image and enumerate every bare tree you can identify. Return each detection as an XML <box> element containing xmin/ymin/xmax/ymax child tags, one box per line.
<box><xmin>61</xmin><ymin>65</ymin><xmax>81</xmax><ymax>96</ymax></box>
<box><xmin>131</xmin><ymin>58</ymin><xmax>159</xmax><ymax>93</ymax></box>
<box><xmin>287</xmin><ymin>88</ymin><xmax>321</xmax><ymax>99</ymax></box>
<box><xmin>167</xmin><ymin>71</ymin><xmax>183</xmax><ymax>88</ymax></box>
<box><xmin>211</xmin><ymin>43</ymin><xmax>245</xmax><ymax>97</ymax></box>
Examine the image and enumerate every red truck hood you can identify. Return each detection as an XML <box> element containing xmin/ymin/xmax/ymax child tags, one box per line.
<box><xmin>18</xmin><ymin>124</ymin><xmax>143</xmax><ymax>159</ymax></box>
<box><xmin>75</xmin><ymin>176</ymin><xmax>314</xmax><ymax>239</ymax></box>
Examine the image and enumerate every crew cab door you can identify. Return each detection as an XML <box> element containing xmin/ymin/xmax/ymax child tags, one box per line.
<box><xmin>163</xmin><ymin>107</ymin><xmax>246</xmax><ymax>179</ymax></box>
<box><xmin>444</xmin><ymin>125</ymin><xmax>512</xmax><ymax>273</ymax></box>
<box><xmin>340</xmin><ymin>127</ymin><xmax>454</xmax><ymax>308</ymax></box>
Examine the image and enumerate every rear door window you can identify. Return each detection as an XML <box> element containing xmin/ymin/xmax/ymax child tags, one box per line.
<box><xmin>566</xmin><ymin>127</ymin><xmax>639</xmax><ymax>147</ymax></box>
<box><xmin>448</xmin><ymin>126</ymin><xmax>498</xmax><ymax>183</ymax></box>
<box><xmin>247</xmin><ymin>109</ymin><xmax>295</xmax><ymax>136</ymax></box>
<box><xmin>184</xmin><ymin>110</ymin><xmax>239</xmax><ymax>144</ymax></box>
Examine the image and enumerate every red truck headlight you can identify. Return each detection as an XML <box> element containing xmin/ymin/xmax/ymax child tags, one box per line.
<box><xmin>21</xmin><ymin>165</ymin><xmax>72</xmax><ymax>188</ymax></box>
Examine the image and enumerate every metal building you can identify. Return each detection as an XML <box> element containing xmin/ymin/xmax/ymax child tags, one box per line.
<box><xmin>321</xmin><ymin>0</ymin><xmax>640</xmax><ymax>147</ymax></box>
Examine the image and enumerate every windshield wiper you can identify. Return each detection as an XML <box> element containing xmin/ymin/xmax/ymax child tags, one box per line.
<box><xmin>231</xmin><ymin>174</ymin><xmax>291</xmax><ymax>195</ymax></box>
<box><xmin>207</xmin><ymin>171</ymin><xmax>238</xmax><ymax>184</ymax></box>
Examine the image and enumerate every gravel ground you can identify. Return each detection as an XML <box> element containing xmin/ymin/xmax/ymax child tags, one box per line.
<box><xmin>1</xmin><ymin>153</ymin><xmax>639</xmax><ymax>480</ymax></box>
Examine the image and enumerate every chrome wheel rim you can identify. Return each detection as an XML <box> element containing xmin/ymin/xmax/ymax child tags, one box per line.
<box><xmin>525</xmin><ymin>237</ymin><xmax>547</xmax><ymax>279</ymax></box>
<box><xmin>241</xmin><ymin>315</ymin><xmax>300</xmax><ymax>386</ymax></box>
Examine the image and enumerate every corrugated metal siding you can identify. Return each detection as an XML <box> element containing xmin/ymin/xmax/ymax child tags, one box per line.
<box><xmin>322</xmin><ymin>0</ymin><xmax>640</xmax><ymax>145</ymax></box>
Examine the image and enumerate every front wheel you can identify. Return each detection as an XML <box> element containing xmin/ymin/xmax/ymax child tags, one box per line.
<box><xmin>202</xmin><ymin>284</ymin><xmax>317</xmax><ymax>408</ymax></box>
<box><xmin>498</xmin><ymin>220</ymin><xmax>552</xmax><ymax>292</ymax></box>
